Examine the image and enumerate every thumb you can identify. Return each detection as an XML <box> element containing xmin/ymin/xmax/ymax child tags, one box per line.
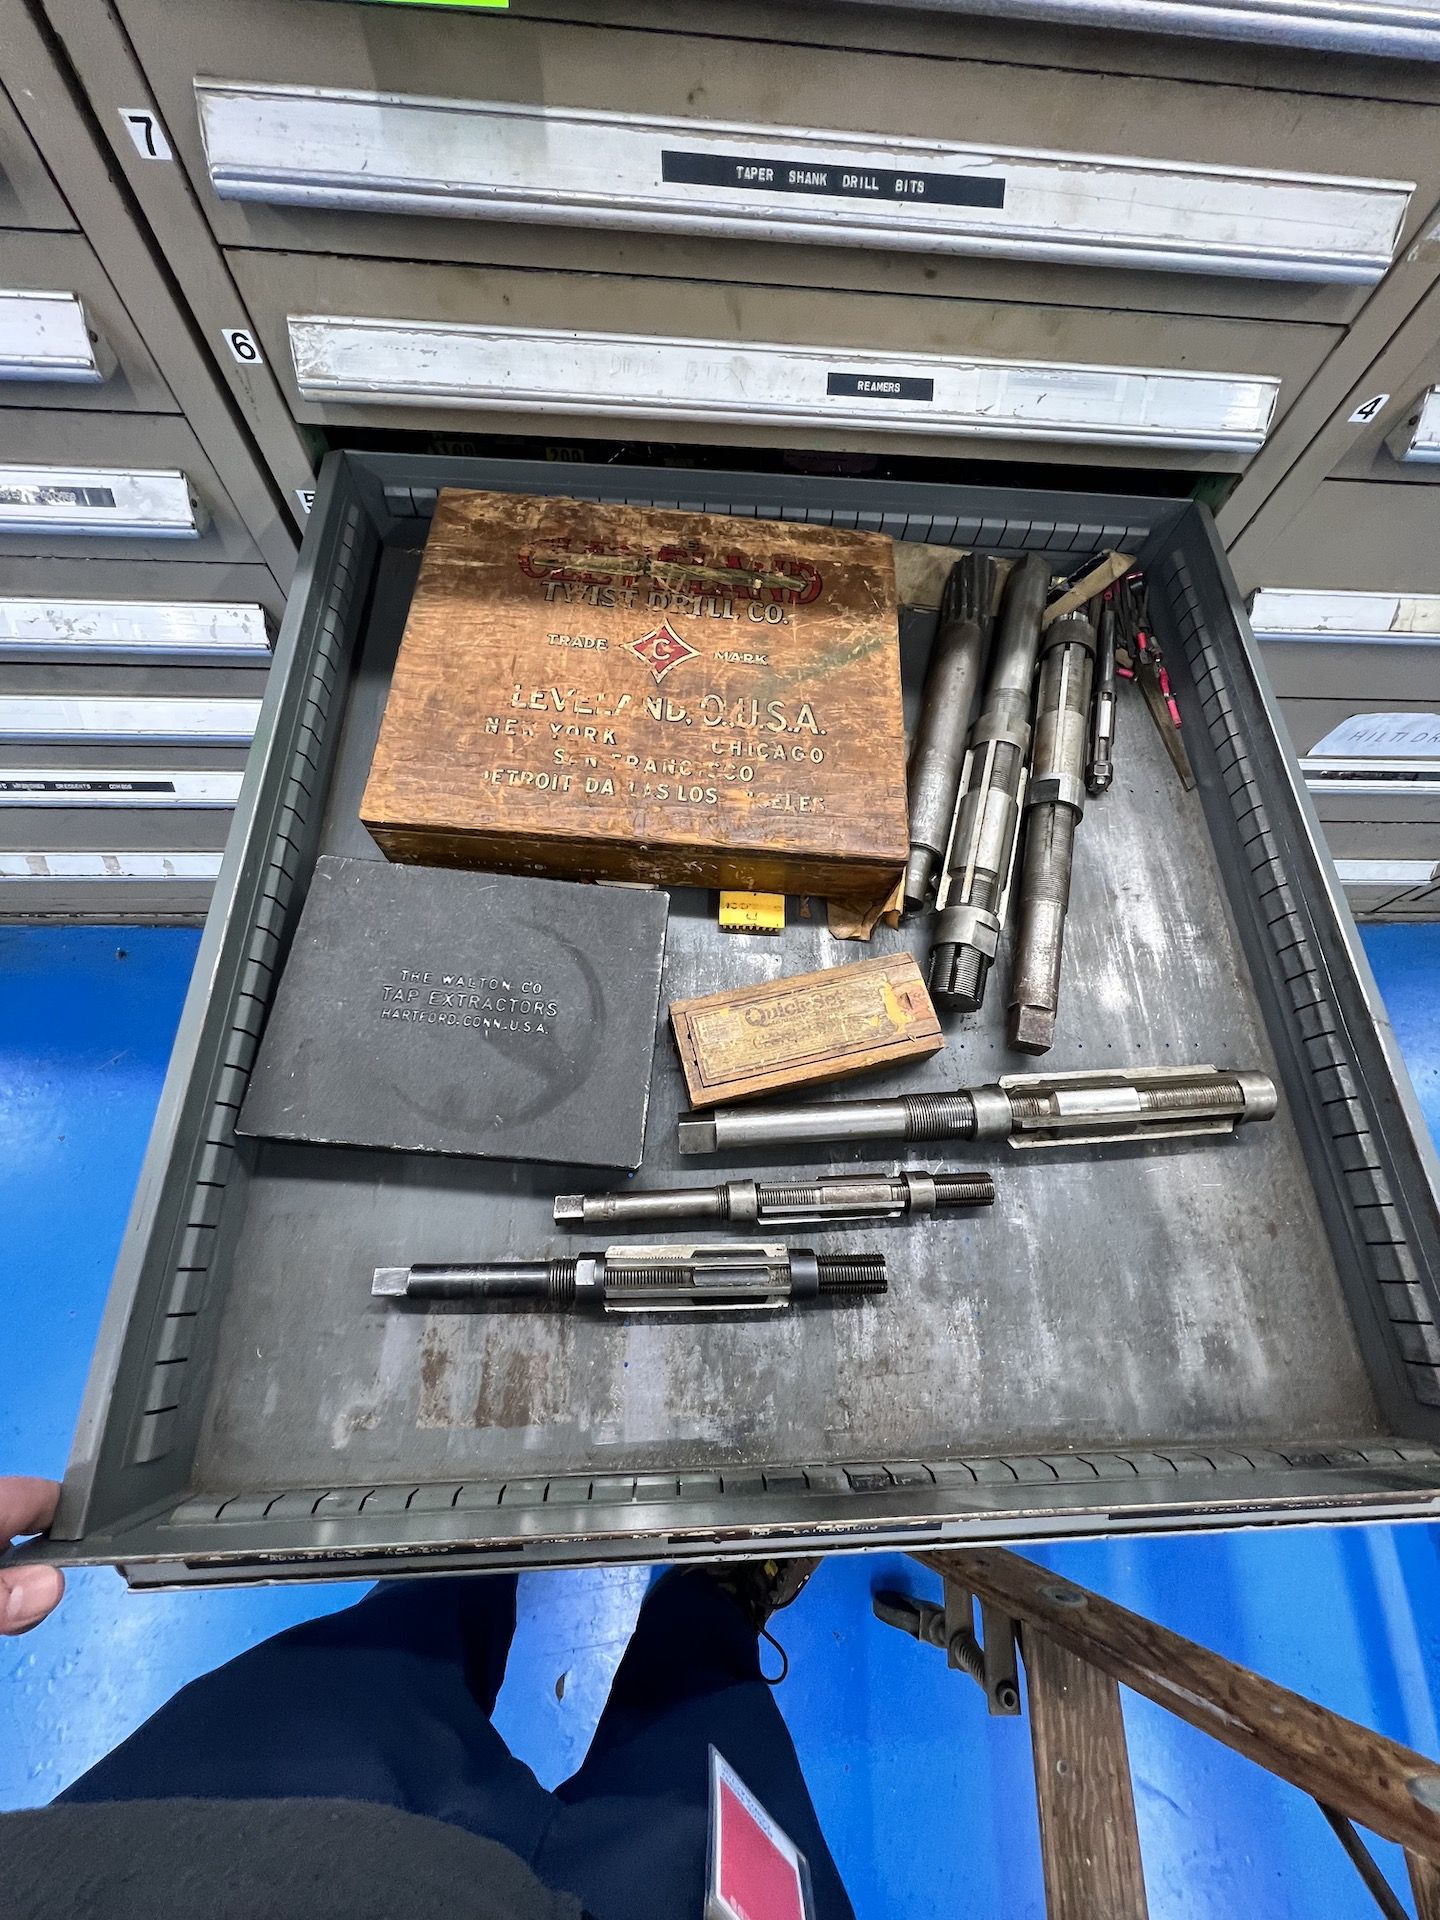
<box><xmin>1</xmin><ymin>1563</ymin><xmax>65</xmax><ymax>1635</ymax></box>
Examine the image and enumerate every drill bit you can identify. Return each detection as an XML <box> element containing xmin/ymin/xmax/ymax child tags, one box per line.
<box><xmin>1086</xmin><ymin>600</ymin><xmax>1118</xmax><ymax>797</ymax></box>
<box><xmin>554</xmin><ymin>1169</ymin><xmax>995</xmax><ymax>1228</ymax></box>
<box><xmin>903</xmin><ymin>552</ymin><xmax>998</xmax><ymax>913</ymax></box>
<box><xmin>929</xmin><ymin>554</ymin><xmax>1051</xmax><ymax>1013</ymax></box>
<box><xmin>1008</xmin><ymin>610</ymin><xmax>1097</xmax><ymax>1055</ymax></box>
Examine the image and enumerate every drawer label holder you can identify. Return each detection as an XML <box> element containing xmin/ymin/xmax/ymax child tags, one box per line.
<box><xmin>826</xmin><ymin>371</ymin><xmax>936</xmax><ymax>402</ymax></box>
<box><xmin>661</xmin><ymin>148</ymin><xmax>1004</xmax><ymax>208</ymax></box>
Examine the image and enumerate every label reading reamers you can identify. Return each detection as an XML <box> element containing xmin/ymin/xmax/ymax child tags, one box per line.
<box><xmin>826</xmin><ymin>371</ymin><xmax>935</xmax><ymax>402</ymax></box>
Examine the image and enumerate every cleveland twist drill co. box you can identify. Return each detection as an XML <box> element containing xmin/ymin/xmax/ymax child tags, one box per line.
<box><xmin>360</xmin><ymin>491</ymin><xmax>909</xmax><ymax>908</ymax></box>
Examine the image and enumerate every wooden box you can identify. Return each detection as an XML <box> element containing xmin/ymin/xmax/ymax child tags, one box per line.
<box><xmin>670</xmin><ymin>951</ymin><xmax>944</xmax><ymax>1106</ymax></box>
<box><xmin>360</xmin><ymin>491</ymin><xmax>908</xmax><ymax>907</ymax></box>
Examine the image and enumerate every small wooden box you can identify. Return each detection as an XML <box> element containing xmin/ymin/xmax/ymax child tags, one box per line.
<box><xmin>360</xmin><ymin>491</ymin><xmax>908</xmax><ymax>908</ymax></box>
<box><xmin>670</xmin><ymin>951</ymin><xmax>944</xmax><ymax>1106</ymax></box>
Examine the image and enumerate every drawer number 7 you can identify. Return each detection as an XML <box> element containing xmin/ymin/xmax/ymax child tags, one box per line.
<box><xmin>119</xmin><ymin>108</ymin><xmax>172</xmax><ymax>161</ymax></box>
<box><xmin>222</xmin><ymin>328</ymin><xmax>264</xmax><ymax>367</ymax></box>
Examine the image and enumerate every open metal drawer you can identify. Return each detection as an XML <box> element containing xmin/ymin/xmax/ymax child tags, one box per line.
<box><xmin>35</xmin><ymin>451</ymin><xmax>1440</xmax><ymax>1588</ymax></box>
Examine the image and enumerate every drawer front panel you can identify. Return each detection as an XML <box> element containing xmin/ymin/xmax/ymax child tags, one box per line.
<box><xmin>114</xmin><ymin>0</ymin><xmax>1440</xmax><ymax>328</ymax></box>
<box><xmin>288</xmin><ymin>316</ymin><xmax>1279</xmax><ymax>454</ymax></box>
<box><xmin>1252</xmin><ymin>588</ymin><xmax>1440</xmax><ymax>646</ymax></box>
<box><xmin>1240</xmin><ymin>483</ymin><xmax>1440</xmax><ymax>596</ymax></box>
<box><xmin>1262</xmin><ymin>638</ymin><xmax>1440</xmax><ymax>704</ymax></box>
<box><xmin>1273</xmin><ymin>694</ymin><xmax>1440</xmax><ymax>760</ymax></box>
<box><xmin>0</xmin><ymin>412</ymin><xmax>269</xmax><ymax>564</ymax></box>
<box><xmin>0</xmin><ymin>234</ymin><xmax>176</xmax><ymax>411</ymax></box>
<box><xmin>195</xmin><ymin>81</ymin><xmax>1411</xmax><ymax>288</ymax></box>
<box><xmin>231</xmin><ymin>250</ymin><xmax>1333</xmax><ymax>470</ymax></box>
<box><xmin>0</xmin><ymin>594</ymin><xmax>270</xmax><ymax>662</ymax></box>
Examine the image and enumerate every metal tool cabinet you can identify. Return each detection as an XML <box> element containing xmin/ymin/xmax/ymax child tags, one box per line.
<box><xmin>0</xmin><ymin>2</ymin><xmax>297</xmax><ymax>921</ymax></box>
<box><xmin>98</xmin><ymin>0</ymin><xmax>1439</xmax><ymax>303</ymax></box>
<box><xmin>18</xmin><ymin>0</ymin><xmax>1440</xmax><ymax>885</ymax></box>
<box><xmin>67</xmin><ymin>0</ymin><xmax>1440</xmax><ymax>469</ymax></box>
<box><xmin>28</xmin><ymin>451</ymin><xmax>1440</xmax><ymax>1588</ymax></box>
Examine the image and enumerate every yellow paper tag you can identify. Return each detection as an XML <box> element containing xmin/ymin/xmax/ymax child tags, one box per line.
<box><xmin>718</xmin><ymin>891</ymin><xmax>786</xmax><ymax>933</ymax></box>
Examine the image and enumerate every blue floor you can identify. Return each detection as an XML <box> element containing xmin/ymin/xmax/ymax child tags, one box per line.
<box><xmin>3</xmin><ymin>921</ymin><xmax>1440</xmax><ymax>1916</ymax></box>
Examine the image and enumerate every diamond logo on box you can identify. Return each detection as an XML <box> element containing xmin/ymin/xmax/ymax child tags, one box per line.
<box><xmin>628</xmin><ymin>617</ymin><xmax>697</xmax><ymax>682</ymax></box>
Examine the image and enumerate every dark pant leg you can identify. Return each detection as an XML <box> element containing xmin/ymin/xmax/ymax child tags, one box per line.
<box><xmin>59</xmin><ymin>1575</ymin><xmax>556</xmax><ymax>1862</ymax></box>
<box><xmin>537</xmin><ymin>1571</ymin><xmax>854</xmax><ymax>1920</ymax></box>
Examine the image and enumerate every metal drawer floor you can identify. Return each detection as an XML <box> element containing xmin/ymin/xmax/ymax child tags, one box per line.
<box><xmin>188</xmin><ymin>545</ymin><xmax>1378</xmax><ymax>1499</ymax></box>
<box><xmin>1</xmin><ymin>921</ymin><xmax>1437</xmax><ymax>1920</ymax></box>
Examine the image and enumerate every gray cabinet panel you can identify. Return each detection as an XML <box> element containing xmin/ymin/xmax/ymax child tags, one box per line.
<box><xmin>1236</xmin><ymin>482</ymin><xmax>1440</xmax><ymax>597</ymax></box>
<box><xmin>1312</xmin><ymin>791</ymin><xmax>1440</xmax><ymax>828</ymax></box>
<box><xmin>1315</xmin><ymin>818</ymin><xmax>1439</xmax><ymax>858</ymax></box>
<box><xmin>1274</xmin><ymin>695</ymin><xmax>1440</xmax><ymax>759</ymax></box>
<box><xmin>1263</xmin><ymin>640</ymin><xmax>1440</xmax><ymax>703</ymax></box>
<box><xmin>0</xmin><ymin>232</ymin><xmax>177</xmax><ymax>412</ymax></box>
<box><xmin>0</xmin><ymin>860</ymin><xmax>222</xmax><ymax>919</ymax></box>
<box><xmin>0</xmin><ymin>807</ymin><xmax>235</xmax><ymax>852</ymax></box>
<box><xmin>0</xmin><ymin>81</ymin><xmax>74</xmax><ymax>232</ymax></box>
<box><xmin>0</xmin><ymin>555</ymin><xmax>286</xmax><ymax>625</ymax></box>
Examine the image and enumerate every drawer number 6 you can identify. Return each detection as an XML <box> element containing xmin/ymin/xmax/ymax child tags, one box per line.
<box><xmin>223</xmin><ymin>328</ymin><xmax>264</xmax><ymax>367</ymax></box>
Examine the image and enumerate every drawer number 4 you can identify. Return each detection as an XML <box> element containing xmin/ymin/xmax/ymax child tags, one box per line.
<box><xmin>1348</xmin><ymin>392</ymin><xmax>1390</xmax><ymax>424</ymax></box>
<box><xmin>222</xmin><ymin>328</ymin><xmax>264</xmax><ymax>367</ymax></box>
